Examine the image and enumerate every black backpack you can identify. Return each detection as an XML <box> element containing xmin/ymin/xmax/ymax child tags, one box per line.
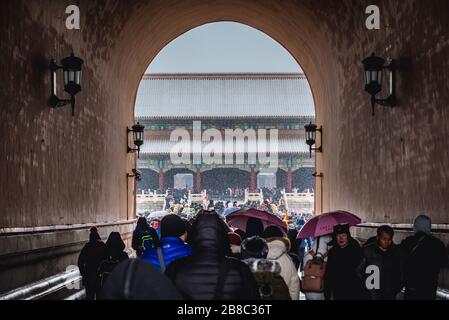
<box><xmin>98</xmin><ymin>257</ymin><xmax>120</xmax><ymax>288</ymax></box>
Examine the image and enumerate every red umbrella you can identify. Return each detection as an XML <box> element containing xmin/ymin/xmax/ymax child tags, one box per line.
<box><xmin>297</xmin><ymin>210</ymin><xmax>361</xmax><ymax>239</ymax></box>
<box><xmin>226</xmin><ymin>208</ymin><xmax>287</xmax><ymax>232</ymax></box>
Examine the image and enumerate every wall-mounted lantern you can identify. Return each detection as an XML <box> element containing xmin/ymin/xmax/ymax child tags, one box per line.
<box><xmin>305</xmin><ymin>122</ymin><xmax>323</xmax><ymax>158</ymax></box>
<box><xmin>48</xmin><ymin>53</ymin><xmax>84</xmax><ymax>116</ymax></box>
<box><xmin>127</xmin><ymin>122</ymin><xmax>145</xmax><ymax>158</ymax></box>
<box><xmin>362</xmin><ymin>53</ymin><xmax>397</xmax><ymax>116</ymax></box>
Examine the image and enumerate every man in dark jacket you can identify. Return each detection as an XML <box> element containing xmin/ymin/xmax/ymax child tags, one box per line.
<box><xmin>362</xmin><ymin>225</ymin><xmax>402</xmax><ymax>300</ymax></box>
<box><xmin>323</xmin><ymin>224</ymin><xmax>365</xmax><ymax>300</ymax></box>
<box><xmin>165</xmin><ymin>213</ymin><xmax>260</xmax><ymax>300</ymax></box>
<box><xmin>401</xmin><ymin>215</ymin><xmax>448</xmax><ymax>300</ymax></box>
<box><xmin>78</xmin><ymin>227</ymin><xmax>105</xmax><ymax>300</ymax></box>
<box><xmin>142</xmin><ymin>214</ymin><xmax>192</xmax><ymax>271</ymax></box>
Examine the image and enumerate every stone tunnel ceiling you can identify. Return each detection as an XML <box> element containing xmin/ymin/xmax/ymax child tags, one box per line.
<box><xmin>0</xmin><ymin>0</ymin><xmax>448</xmax><ymax>228</ymax></box>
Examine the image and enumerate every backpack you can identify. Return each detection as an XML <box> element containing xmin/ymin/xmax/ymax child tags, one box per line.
<box><xmin>98</xmin><ymin>257</ymin><xmax>120</xmax><ymax>288</ymax></box>
<box><xmin>253</xmin><ymin>272</ymin><xmax>291</xmax><ymax>300</ymax></box>
<box><xmin>302</xmin><ymin>251</ymin><xmax>327</xmax><ymax>292</ymax></box>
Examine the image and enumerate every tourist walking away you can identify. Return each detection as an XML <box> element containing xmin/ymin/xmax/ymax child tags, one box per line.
<box><xmin>241</xmin><ymin>236</ymin><xmax>291</xmax><ymax>300</ymax></box>
<box><xmin>165</xmin><ymin>213</ymin><xmax>260</xmax><ymax>300</ymax></box>
<box><xmin>401</xmin><ymin>215</ymin><xmax>448</xmax><ymax>300</ymax></box>
<box><xmin>77</xmin><ymin>227</ymin><xmax>105</xmax><ymax>300</ymax></box>
<box><xmin>99</xmin><ymin>259</ymin><xmax>182</xmax><ymax>300</ymax></box>
<box><xmin>302</xmin><ymin>234</ymin><xmax>332</xmax><ymax>300</ymax></box>
<box><xmin>141</xmin><ymin>214</ymin><xmax>192</xmax><ymax>271</ymax></box>
<box><xmin>132</xmin><ymin>217</ymin><xmax>151</xmax><ymax>257</ymax></box>
<box><xmin>323</xmin><ymin>224</ymin><xmax>365</xmax><ymax>300</ymax></box>
<box><xmin>97</xmin><ymin>232</ymin><xmax>129</xmax><ymax>291</ymax></box>
<box><xmin>263</xmin><ymin>225</ymin><xmax>300</xmax><ymax>300</ymax></box>
<box><xmin>287</xmin><ymin>229</ymin><xmax>301</xmax><ymax>270</ymax></box>
<box><xmin>362</xmin><ymin>225</ymin><xmax>402</xmax><ymax>300</ymax></box>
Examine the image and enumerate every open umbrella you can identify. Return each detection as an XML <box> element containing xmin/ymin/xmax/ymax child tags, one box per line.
<box><xmin>226</xmin><ymin>208</ymin><xmax>287</xmax><ymax>232</ymax></box>
<box><xmin>296</xmin><ymin>210</ymin><xmax>361</xmax><ymax>239</ymax></box>
<box><xmin>222</xmin><ymin>207</ymin><xmax>240</xmax><ymax>217</ymax></box>
<box><xmin>148</xmin><ymin>211</ymin><xmax>170</xmax><ymax>220</ymax></box>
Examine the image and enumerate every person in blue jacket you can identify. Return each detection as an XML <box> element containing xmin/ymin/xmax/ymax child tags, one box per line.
<box><xmin>141</xmin><ymin>214</ymin><xmax>192</xmax><ymax>272</ymax></box>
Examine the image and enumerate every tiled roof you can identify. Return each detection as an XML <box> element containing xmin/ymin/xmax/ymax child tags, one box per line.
<box><xmin>135</xmin><ymin>73</ymin><xmax>315</xmax><ymax>119</ymax></box>
<box><xmin>140</xmin><ymin>138</ymin><xmax>309</xmax><ymax>155</ymax></box>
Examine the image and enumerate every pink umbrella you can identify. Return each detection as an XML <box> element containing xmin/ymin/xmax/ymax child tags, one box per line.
<box><xmin>297</xmin><ymin>210</ymin><xmax>361</xmax><ymax>239</ymax></box>
<box><xmin>226</xmin><ymin>208</ymin><xmax>287</xmax><ymax>232</ymax></box>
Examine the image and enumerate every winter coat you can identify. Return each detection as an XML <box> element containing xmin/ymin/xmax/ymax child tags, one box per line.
<box><xmin>132</xmin><ymin>218</ymin><xmax>150</xmax><ymax>256</ymax></box>
<box><xmin>400</xmin><ymin>232</ymin><xmax>448</xmax><ymax>300</ymax></box>
<box><xmin>362</xmin><ymin>242</ymin><xmax>403</xmax><ymax>300</ymax></box>
<box><xmin>97</xmin><ymin>232</ymin><xmax>129</xmax><ymax>290</ymax></box>
<box><xmin>243</xmin><ymin>258</ymin><xmax>291</xmax><ymax>300</ymax></box>
<box><xmin>78</xmin><ymin>238</ymin><xmax>105</xmax><ymax>287</ymax></box>
<box><xmin>302</xmin><ymin>235</ymin><xmax>332</xmax><ymax>300</ymax></box>
<box><xmin>266</xmin><ymin>237</ymin><xmax>300</xmax><ymax>300</ymax></box>
<box><xmin>323</xmin><ymin>237</ymin><xmax>365</xmax><ymax>300</ymax></box>
<box><xmin>141</xmin><ymin>237</ymin><xmax>192</xmax><ymax>271</ymax></box>
<box><xmin>165</xmin><ymin>214</ymin><xmax>260</xmax><ymax>300</ymax></box>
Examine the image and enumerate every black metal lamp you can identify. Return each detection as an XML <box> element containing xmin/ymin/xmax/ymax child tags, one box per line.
<box><xmin>305</xmin><ymin>122</ymin><xmax>322</xmax><ymax>158</ymax></box>
<box><xmin>127</xmin><ymin>122</ymin><xmax>145</xmax><ymax>158</ymax></box>
<box><xmin>48</xmin><ymin>53</ymin><xmax>84</xmax><ymax>116</ymax></box>
<box><xmin>362</xmin><ymin>53</ymin><xmax>397</xmax><ymax>116</ymax></box>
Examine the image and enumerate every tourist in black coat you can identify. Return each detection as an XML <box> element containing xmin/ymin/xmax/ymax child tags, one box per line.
<box><xmin>323</xmin><ymin>224</ymin><xmax>365</xmax><ymax>300</ymax></box>
<box><xmin>78</xmin><ymin>227</ymin><xmax>105</xmax><ymax>300</ymax></box>
<box><xmin>165</xmin><ymin>212</ymin><xmax>260</xmax><ymax>300</ymax></box>
<box><xmin>361</xmin><ymin>225</ymin><xmax>403</xmax><ymax>300</ymax></box>
<box><xmin>401</xmin><ymin>215</ymin><xmax>448</xmax><ymax>300</ymax></box>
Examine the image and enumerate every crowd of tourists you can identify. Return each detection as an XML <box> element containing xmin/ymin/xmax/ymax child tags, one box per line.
<box><xmin>78</xmin><ymin>211</ymin><xmax>448</xmax><ymax>300</ymax></box>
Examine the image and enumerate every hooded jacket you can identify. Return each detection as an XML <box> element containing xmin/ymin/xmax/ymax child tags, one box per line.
<box><xmin>243</xmin><ymin>258</ymin><xmax>291</xmax><ymax>300</ymax></box>
<box><xmin>78</xmin><ymin>232</ymin><xmax>105</xmax><ymax>286</ymax></box>
<box><xmin>266</xmin><ymin>237</ymin><xmax>300</xmax><ymax>300</ymax></box>
<box><xmin>165</xmin><ymin>214</ymin><xmax>260</xmax><ymax>300</ymax></box>
<box><xmin>100</xmin><ymin>259</ymin><xmax>182</xmax><ymax>300</ymax></box>
<box><xmin>400</xmin><ymin>231</ymin><xmax>447</xmax><ymax>299</ymax></box>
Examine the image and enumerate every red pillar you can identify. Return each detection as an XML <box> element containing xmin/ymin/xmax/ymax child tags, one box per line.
<box><xmin>250</xmin><ymin>168</ymin><xmax>256</xmax><ymax>192</ymax></box>
<box><xmin>159</xmin><ymin>168</ymin><xmax>164</xmax><ymax>191</ymax></box>
<box><xmin>195</xmin><ymin>168</ymin><xmax>201</xmax><ymax>193</ymax></box>
<box><xmin>287</xmin><ymin>168</ymin><xmax>292</xmax><ymax>193</ymax></box>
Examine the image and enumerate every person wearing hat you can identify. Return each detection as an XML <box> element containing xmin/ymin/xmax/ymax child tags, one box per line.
<box><xmin>263</xmin><ymin>225</ymin><xmax>300</xmax><ymax>300</ymax></box>
<box><xmin>323</xmin><ymin>223</ymin><xmax>365</xmax><ymax>300</ymax></box>
<box><xmin>141</xmin><ymin>214</ymin><xmax>192</xmax><ymax>272</ymax></box>
<box><xmin>400</xmin><ymin>214</ymin><xmax>448</xmax><ymax>300</ymax></box>
<box><xmin>77</xmin><ymin>227</ymin><xmax>105</xmax><ymax>300</ymax></box>
<box><xmin>241</xmin><ymin>236</ymin><xmax>291</xmax><ymax>300</ymax></box>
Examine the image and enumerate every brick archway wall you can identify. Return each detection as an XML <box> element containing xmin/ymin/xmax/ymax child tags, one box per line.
<box><xmin>1</xmin><ymin>0</ymin><xmax>449</xmax><ymax>256</ymax></box>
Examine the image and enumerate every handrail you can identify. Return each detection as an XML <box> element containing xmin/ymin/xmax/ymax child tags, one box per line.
<box><xmin>0</xmin><ymin>267</ymin><xmax>82</xmax><ymax>300</ymax></box>
<box><xmin>0</xmin><ymin>220</ymin><xmax>136</xmax><ymax>237</ymax></box>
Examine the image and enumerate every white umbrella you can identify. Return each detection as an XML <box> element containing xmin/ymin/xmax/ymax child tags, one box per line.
<box><xmin>148</xmin><ymin>211</ymin><xmax>170</xmax><ymax>219</ymax></box>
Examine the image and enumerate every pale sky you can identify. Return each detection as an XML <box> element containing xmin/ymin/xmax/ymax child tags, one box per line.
<box><xmin>146</xmin><ymin>22</ymin><xmax>302</xmax><ymax>73</ymax></box>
